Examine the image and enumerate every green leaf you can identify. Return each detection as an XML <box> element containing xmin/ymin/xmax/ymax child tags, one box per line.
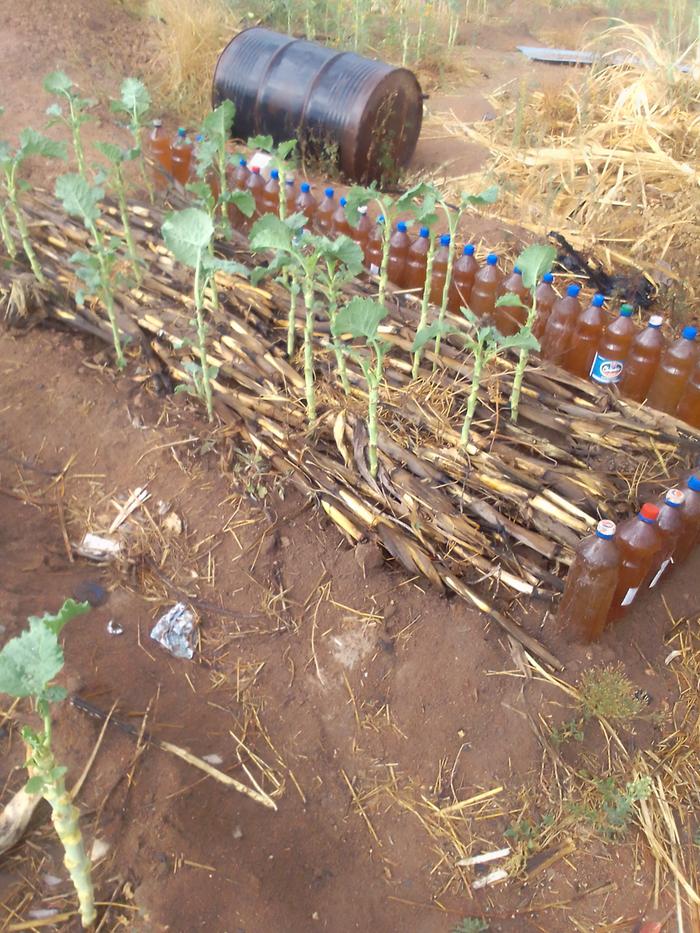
<box><xmin>43</xmin><ymin>71</ymin><xmax>73</xmax><ymax>96</ymax></box>
<box><xmin>202</xmin><ymin>255</ymin><xmax>249</xmax><ymax>278</ymax></box>
<box><xmin>515</xmin><ymin>243</ymin><xmax>557</xmax><ymax>292</ymax></box>
<box><xmin>495</xmin><ymin>292</ymin><xmax>526</xmax><ymax>308</ymax></box>
<box><xmin>249</xmin><ymin>213</ymin><xmax>293</xmax><ymax>253</ymax></box>
<box><xmin>395</xmin><ymin>182</ymin><xmax>440</xmax><ymax>224</ymax></box>
<box><xmin>28</xmin><ymin>598</ymin><xmax>90</xmax><ymax>636</ymax></box>
<box><xmin>319</xmin><ymin>235</ymin><xmax>364</xmax><ymax>276</ymax></box>
<box><xmin>202</xmin><ymin>100</ymin><xmax>236</xmax><ymax>142</ymax></box>
<box><xmin>55</xmin><ymin>173</ymin><xmax>102</xmax><ymax>224</ymax></box>
<box><xmin>461</xmin><ymin>185</ymin><xmax>499</xmax><ymax>207</ymax></box>
<box><xmin>227</xmin><ymin>188</ymin><xmax>255</xmax><ymax>218</ymax></box>
<box><xmin>332</xmin><ymin>297</ymin><xmax>388</xmax><ymax>342</ymax></box>
<box><xmin>247</xmin><ymin>134</ymin><xmax>274</xmax><ymax>152</ymax></box>
<box><xmin>496</xmin><ymin>329</ymin><xmax>540</xmax><ymax>353</ymax></box>
<box><xmin>344</xmin><ymin>185</ymin><xmax>376</xmax><ymax>226</ymax></box>
<box><xmin>95</xmin><ymin>141</ymin><xmax>125</xmax><ymax>165</ymax></box>
<box><xmin>25</xmin><ymin>776</ymin><xmax>46</xmax><ymax>795</ymax></box>
<box><xmin>45</xmin><ymin>103</ymin><xmax>63</xmax><ymax>119</ymax></box>
<box><xmin>412</xmin><ymin>320</ymin><xmax>455</xmax><ymax>352</ymax></box>
<box><xmin>0</xmin><ymin>621</ymin><xmax>64</xmax><ymax>698</ymax></box>
<box><xmin>18</xmin><ymin>129</ymin><xmax>66</xmax><ymax>162</ymax></box>
<box><xmin>275</xmin><ymin>139</ymin><xmax>297</xmax><ymax>162</ymax></box>
<box><xmin>43</xmin><ymin>685</ymin><xmax>68</xmax><ymax>703</ymax></box>
<box><xmin>0</xmin><ymin>141</ymin><xmax>12</xmax><ymax>166</ymax></box>
<box><xmin>117</xmin><ymin>77</ymin><xmax>151</xmax><ymax>119</ymax></box>
<box><xmin>162</xmin><ymin>207</ymin><xmax>214</xmax><ymax>267</ymax></box>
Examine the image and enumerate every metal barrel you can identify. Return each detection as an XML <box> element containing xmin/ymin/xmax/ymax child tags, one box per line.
<box><xmin>212</xmin><ymin>28</ymin><xmax>423</xmax><ymax>184</ymax></box>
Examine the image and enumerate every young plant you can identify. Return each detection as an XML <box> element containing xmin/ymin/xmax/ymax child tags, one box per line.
<box><xmin>0</xmin><ymin>107</ymin><xmax>16</xmax><ymax>260</ymax></box>
<box><xmin>0</xmin><ymin>599</ymin><xmax>94</xmax><ymax>928</ymax></box>
<box><xmin>110</xmin><ymin>76</ymin><xmax>153</xmax><ymax>201</ymax></box>
<box><xmin>413</xmin><ymin>308</ymin><xmax>538</xmax><ymax>446</ymax></box>
<box><xmin>94</xmin><ymin>142</ymin><xmax>143</xmax><ymax>283</ymax></box>
<box><xmin>0</xmin><ymin>129</ymin><xmax>66</xmax><ymax>282</ymax></box>
<box><xmin>494</xmin><ymin>242</ymin><xmax>556</xmax><ymax>423</ymax></box>
<box><xmin>55</xmin><ymin>173</ymin><xmax>127</xmax><ymax>368</ymax></box>
<box><xmin>331</xmin><ymin>297</ymin><xmax>389</xmax><ymax>477</ymax></box>
<box><xmin>44</xmin><ymin>72</ymin><xmax>94</xmax><ymax>181</ymax></box>
<box><xmin>162</xmin><ymin>206</ymin><xmax>248</xmax><ymax>421</ymax></box>
<box><xmin>344</xmin><ymin>185</ymin><xmax>397</xmax><ymax>306</ymax></box>
<box><xmin>247</xmin><ymin>134</ymin><xmax>298</xmax><ymax>219</ymax></box>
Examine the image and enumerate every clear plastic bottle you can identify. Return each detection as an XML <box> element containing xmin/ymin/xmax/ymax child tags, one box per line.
<box><xmin>646</xmin><ymin>326</ymin><xmax>699</xmax><ymax>414</ymax></box>
<box><xmin>429</xmin><ymin>234</ymin><xmax>451</xmax><ymax>306</ymax></box>
<box><xmin>261</xmin><ymin>168</ymin><xmax>280</xmax><ymax>215</ymax></box>
<box><xmin>676</xmin><ymin>360</ymin><xmax>700</xmax><ymax>428</ymax></box>
<box><xmin>608</xmin><ymin>503</ymin><xmax>661</xmax><ymax>622</ymax></box>
<box><xmin>469</xmin><ymin>253</ymin><xmax>503</xmax><ymax>319</ymax></box>
<box><xmin>556</xmin><ymin>519</ymin><xmax>620</xmax><ymax>643</ymax></box>
<box><xmin>619</xmin><ymin>315</ymin><xmax>664</xmax><ymax>402</ymax></box>
<box><xmin>315</xmin><ymin>187</ymin><xmax>335</xmax><ymax>236</ymax></box>
<box><xmin>331</xmin><ymin>196</ymin><xmax>352</xmax><ymax>238</ymax></box>
<box><xmin>533</xmin><ymin>272</ymin><xmax>557</xmax><ymax>340</ymax></box>
<box><xmin>496</xmin><ymin>265</ymin><xmax>529</xmax><ymax>336</ymax></box>
<box><xmin>351</xmin><ymin>205</ymin><xmax>372</xmax><ymax>258</ymax></box>
<box><xmin>366</xmin><ymin>215</ymin><xmax>385</xmax><ymax>274</ymax></box>
<box><xmin>295</xmin><ymin>181</ymin><xmax>318</xmax><ymax>222</ymax></box>
<box><xmin>148</xmin><ymin>119</ymin><xmax>171</xmax><ymax>188</ymax></box>
<box><xmin>567</xmin><ymin>293</ymin><xmax>606</xmax><ymax>378</ymax></box>
<box><xmin>171</xmin><ymin>127</ymin><xmax>193</xmax><ymax>185</ymax></box>
<box><xmin>448</xmin><ymin>244</ymin><xmax>479</xmax><ymax>312</ymax></box>
<box><xmin>540</xmin><ymin>283</ymin><xmax>582</xmax><ymax>365</ymax></box>
<box><xmin>388</xmin><ymin>220</ymin><xmax>411</xmax><ymax>287</ymax></box>
<box><xmin>646</xmin><ymin>488</ymin><xmax>686</xmax><ymax>589</ymax></box>
<box><xmin>589</xmin><ymin>303</ymin><xmax>636</xmax><ymax>385</ymax></box>
<box><xmin>246</xmin><ymin>165</ymin><xmax>266</xmax><ymax>214</ymax></box>
<box><xmin>403</xmin><ymin>226</ymin><xmax>430</xmax><ymax>293</ymax></box>
<box><xmin>672</xmin><ymin>475</ymin><xmax>700</xmax><ymax>564</ymax></box>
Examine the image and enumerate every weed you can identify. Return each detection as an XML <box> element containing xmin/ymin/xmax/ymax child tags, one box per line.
<box><xmin>570</xmin><ymin>773</ymin><xmax>653</xmax><ymax>837</ymax></box>
<box><xmin>579</xmin><ymin>663</ymin><xmax>646</xmax><ymax>725</ymax></box>
<box><xmin>452</xmin><ymin>919</ymin><xmax>489</xmax><ymax>933</ymax></box>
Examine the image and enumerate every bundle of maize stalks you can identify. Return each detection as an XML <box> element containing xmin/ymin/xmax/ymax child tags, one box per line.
<box><xmin>2</xmin><ymin>190</ymin><xmax>698</xmax><ymax>670</ymax></box>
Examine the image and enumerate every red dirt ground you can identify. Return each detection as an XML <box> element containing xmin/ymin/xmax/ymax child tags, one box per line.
<box><xmin>1</xmin><ymin>2</ymin><xmax>697</xmax><ymax>932</ymax></box>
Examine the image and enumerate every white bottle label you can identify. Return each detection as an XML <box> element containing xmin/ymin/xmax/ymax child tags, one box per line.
<box><xmin>590</xmin><ymin>353</ymin><xmax>624</xmax><ymax>384</ymax></box>
<box><xmin>620</xmin><ymin>586</ymin><xmax>639</xmax><ymax>607</ymax></box>
<box><xmin>369</xmin><ymin>263</ymin><xmax>379</xmax><ymax>275</ymax></box>
<box><xmin>649</xmin><ymin>557</ymin><xmax>672</xmax><ymax>588</ymax></box>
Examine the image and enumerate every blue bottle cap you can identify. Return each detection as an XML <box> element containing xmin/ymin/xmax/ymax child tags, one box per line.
<box><xmin>239</xmin><ymin>157</ymin><xmax>247</xmax><ymax>166</ymax></box>
<box><xmin>595</xmin><ymin>520</ymin><xmax>616</xmax><ymax>539</ymax></box>
<box><xmin>620</xmin><ymin>303</ymin><xmax>634</xmax><ymax>316</ymax></box>
<box><xmin>689</xmin><ymin>475</ymin><xmax>700</xmax><ymax>492</ymax></box>
<box><xmin>592</xmin><ymin>294</ymin><xmax>605</xmax><ymax>307</ymax></box>
<box><xmin>682</xmin><ymin>325</ymin><xmax>697</xmax><ymax>340</ymax></box>
<box><xmin>195</xmin><ymin>133</ymin><xmax>204</xmax><ymax>142</ymax></box>
<box><xmin>378</xmin><ymin>215</ymin><xmax>385</xmax><ymax>224</ymax></box>
<box><xmin>177</xmin><ymin>127</ymin><xmax>186</xmax><ymax>137</ymax></box>
<box><xmin>566</xmin><ymin>283</ymin><xmax>581</xmax><ymax>297</ymax></box>
<box><xmin>486</xmin><ymin>253</ymin><xmax>498</xmax><ymax>265</ymax></box>
<box><xmin>300</xmin><ymin>181</ymin><xmax>310</xmax><ymax>193</ymax></box>
<box><xmin>543</xmin><ymin>272</ymin><xmax>554</xmax><ymax>283</ymax></box>
<box><xmin>464</xmin><ymin>244</ymin><xmax>475</xmax><ymax>255</ymax></box>
<box><xmin>340</xmin><ymin>196</ymin><xmax>347</xmax><ymax>207</ymax></box>
<box><xmin>397</xmin><ymin>221</ymin><xmax>408</xmax><ymax>233</ymax></box>
<box><xmin>440</xmin><ymin>234</ymin><xmax>451</xmax><ymax>246</ymax></box>
<box><xmin>270</xmin><ymin>168</ymin><xmax>279</xmax><ymax>180</ymax></box>
<box><xmin>419</xmin><ymin>226</ymin><xmax>430</xmax><ymax>238</ymax></box>
<box><xmin>513</xmin><ymin>266</ymin><xmax>522</xmax><ymax>275</ymax></box>
<box><xmin>324</xmin><ymin>187</ymin><xmax>334</xmax><ymax>198</ymax></box>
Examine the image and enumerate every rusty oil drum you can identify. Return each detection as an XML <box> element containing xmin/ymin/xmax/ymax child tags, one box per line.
<box><xmin>212</xmin><ymin>27</ymin><xmax>423</xmax><ymax>184</ymax></box>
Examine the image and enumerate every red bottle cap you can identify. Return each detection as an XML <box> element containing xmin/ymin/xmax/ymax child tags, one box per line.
<box><xmin>640</xmin><ymin>503</ymin><xmax>660</xmax><ymax>522</ymax></box>
<box><xmin>251</xmin><ymin>166</ymin><xmax>261</xmax><ymax>174</ymax></box>
<box><xmin>665</xmin><ymin>488</ymin><xmax>685</xmax><ymax>507</ymax></box>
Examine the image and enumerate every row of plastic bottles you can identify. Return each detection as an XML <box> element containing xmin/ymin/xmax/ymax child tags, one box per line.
<box><xmin>535</xmin><ymin>283</ymin><xmax>700</xmax><ymax>427</ymax></box>
<box><xmin>558</xmin><ymin>472</ymin><xmax>700</xmax><ymax>642</ymax></box>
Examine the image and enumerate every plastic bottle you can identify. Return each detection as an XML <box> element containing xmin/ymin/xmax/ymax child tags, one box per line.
<box><xmin>608</xmin><ymin>503</ymin><xmax>661</xmax><ymax>622</ymax></box>
<box><xmin>566</xmin><ymin>293</ymin><xmax>606</xmax><ymax>378</ymax></box>
<box><xmin>388</xmin><ymin>221</ymin><xmax>411</xmax><ymax>287</ymax></box>
<box><xmin>429</xmin><ymin>234</ymin><xmax>452</xmax><ymax>306</ymax></box>
<box><xmin>315</xmin><ymin>187</ymin><xmax>335</xmax><ymax>236</ymax></box>
<box><xmin>540</xmin><ymin>283</ymin><xmax>582</xmax><ymax>366</ymax></box>
<box><xmin>351</xmin><ymin>205</ymin><xmax>372</xmax><ymax>258</ymax></box>
<box><xmin>532</xmin><ymin>272</ymin><xmax>557</xmax><ymax>340</ymax></box>
<box><xmin>170</xmin><ymin>127</ymin><xmax>193</xmax><ymax>185</ymax></box>
<box><xmin>261</xmin><ymin>168</ymin><xmax>280</xmax><ymax>215</ymax></box>
<box><xmin>496</xmin><ymin>265</ymin><xmax>529</xmax><ymax>336</ymax></box>
<box><xmin>331</xmin><ymin>196</ymin><xmax>352</xmax><ymax>238</ymax></box>
<box><xmin>556</xmin><ymin>519</ymin><xmax>620</xmax><ymax>643</ymax></box>
<box><xmin>646</xmin><ymin>326</ymin><xmax>699</xmax><ymax>414</ymax></box>
<box><xmin>469</xmin><ymin>253</ymin><xmax>503</xmax><ymax>319</ymax></box>
<box><xmin>646</xmin><ymin>489</ymin><xmax>686</xmax><ymax>589</ymax></box>
<box><xmin>366</xmin><ymin>216</ymin><xmax>385</xmax><ymax>274</ymax></box>
<box><xmin>148</xmin><ymin>119</ymin><xmax>171</xmax><ymax>188</ymax></box>
<box><xmin>294</xmin><ymin>181</ymin><xmax>318</xmax><ymax>223</ymax></box>
<box><xmin>448</xmin><ymin>244</ymin><xmax>479</xmax><ymax>312</ymax></box>
<box><xmin>619</xmin><ymin>315</ymin><xmax>665</xmax><ymax>402</ymax></box>
<box><xmin>246</xmin><ymin>165</ymin><xmax>266</xmax><ymax>214</ymax></box>
<box><xmin>284</xmin><ymin>178</ymin><xmax>296</xmax><ymax>215</ymax></box>
<box><xmin>672</xmin><ymin>475</ymin><xmax>700</xmax><ymax>564</ymax></box>
<box><xmin>676</xmin><ymin>360</ymin><xmax>700</xmax><ymax>428</ymax></box>
<box><xmin>403</xmin><ymin>227</ymin><xmax>430</xmax><ymax>293</ymax></box>
<box><xmin>589</xmin><ymin>303</ymin><xmax>636</xmax><ymax>385</ymax></box>
<box><xmin>232</xmin><ymin>157</ymin><xmax>250</xmax><ymax>191</ymax></box>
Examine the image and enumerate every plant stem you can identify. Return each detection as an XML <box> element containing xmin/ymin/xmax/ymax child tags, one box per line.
<box><xmin>412</xmin><ymin>237</ymin><xmax>436</xmax><ymax>378</ymax></box>
<box><xmin>377</xmin><ymin>210</ymin><xmax>392</xmax><ymax>307</ymax></box>
<box><xmin>0</xmin><ymin>202</ymin><xmax>16</xmax><ymax>258</ymax></box>
<box><xmin>68</xmin><ymin>99</ymin><xmax>87</xmax><ymax>180</ymax></box>
<box><xmin>302</xmin><ymin>282</ymin><xmax>317</xmax><ymax>422</ymax></box>
<box><xmin>328</xmin><ymin>296</ymin><xmax>351</xmax><ymax>394</ymax></box>
<box><xmin>9</xmin><ymin>188</ymin><xmax>45</xmax><ymax>283</ymax></box>
<box><xmin>434</xmin><ymin>206</ymin><xmax>460</xmax><ymax>364</ymax></box>
<box><xmin>194</xmin><ymin>252</ymin><xmax>214</xmax><ymax>421</ymax></box>
<box><xmin>88</xmin><ymin>220</ymin><xmax>125</xmax><ymax>368</ymax></box>
<box><xmin>461</xmin><ymin>352</ymin><xmax>483</xmax><ymax>446</ymax></box>
<box><xmin>287</xmin><ymin>269</ymin><xmax>298</xmax><ymax>357</ymax></box>
<box><xmin>510</xmin><ymin>293</ymin><xmax>537</xmax><ymax>423</ymax></box>
<box><xmin>115</xmin><ymin>167</ymin><xmax>141</xmax><ymax>285</ymax></box>
<box><xmin>368</xmin><ymin>377</ymin><xmax>379</xmax><ymax>476</ymax></box>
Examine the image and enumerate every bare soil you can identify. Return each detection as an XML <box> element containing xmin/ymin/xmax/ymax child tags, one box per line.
<box><xmin>0</xmin><ymin>3</ymin><xmax>695</xmax><ymax>932</ymax></box>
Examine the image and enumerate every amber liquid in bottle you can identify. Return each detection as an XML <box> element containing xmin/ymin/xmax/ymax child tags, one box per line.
<box><xmin>366</xmin><ymin>217</ymin><xmax>385</xmax><ymax>274</ymax></box>
<box><xmin>557</xmin><ymin>520</ymin><xmax>620</xmax><ymax>643</ymax></box>
<box><xmin>495</xmin><ymin>266</ymin><xmax>529</xmax><ymax>336</ymax></box>
<box><xmin>330</xmin><ymin>197</ymin><xmax>352</xmax><ymax>238</ymax></box>
<box><xmin>532</xmin><ymin>272</ymin><xmax>557</xmax><ymax>340</ymax></box>
<box><xmin>540</xmin><ymin>283</ymin><xmax>582</xmax><ymax>366</ymax></box>
<box><xmin>387</xmin><ymin>221</ymin><xmax>410</xmax><ymax>287</ymax></box>
<box><xmin>646</xmin><ymin>489</ymin><xmax>685</xmax><ymax>589</ymax></box>
<box><xmin>448</xmin><ymin>244</ymin><xmax>479</xmax><ymax>312</ymax></box>
<box><xmin>315</xmin><ymin>187</ymin><xmax>335</xmax><ymax>236</ymax></box>
<box><xmin>148</xmin><ymin>119</ymin><xmax>171</xmax><ymax>189</ymax></box>
<box><xmin>676</xmin><ymin>360</ymin><xmax>700</xmax><ymax>428</ymax></box>
<box><xmin>429</xmin><ymin>235</ymin><xmax>451</xmax><ymax>306</ymax></box>
<box><xmin>170</xmin><ymin>127</ymin><xmax>193</xmax><ymax>185</ymax></box>
<box><xmin>589</xmin><ymin>303</ymin><xmax>636</xmax><ymax>385</ymax></box>
<box><xmin>567</xmin><ymin>294</ymin><xmax>606</xmax><ymax>377</ymax></box>
<box><xmin>403</xmin><ymin>228</ymin><xmax>431</xmax><ymax>293</ymax></box>
<box><xmin>469</xmin><ymin>253</ymin><xmax>503</xmax><ymax>319</ymax></box>
<box><xmin>619</xmin><ymin>315</ymin><xmax>664</xmax><ymax>402</ymax></box>
<box><xmin>608</xmin><ymin>503</ymin><xmax>661</xmax><ymax>622</ymax></box>
<box><xmin>646</xmin><ymin>326</ymin><xmax>698</xmax><ymax>414</ymax></box>
<box><xmin>671</xmin><ymin>475</ymin><xmax>700</xmax><ymax>565</ymax></box>
<box><xmin>295</xmin><ymin>182</ymin><xmax>318</xmax><ymax>223</ymax></box>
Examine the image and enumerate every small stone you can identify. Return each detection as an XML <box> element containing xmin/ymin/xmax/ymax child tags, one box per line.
<box><xmin>312</xmin><ymin>913</ymin><xmax>319</xmax><ymax>921</ymax></box>
<box><xmin>232</xmin><ymin>826</ymin><xmax>243</xmax><ymax>840</ymax></box>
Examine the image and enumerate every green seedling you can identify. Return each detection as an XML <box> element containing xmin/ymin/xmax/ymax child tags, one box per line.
<box><xmin>345</xmin><ymin>185</ymin><xmax>397</xmax><ymax>307</ymax></box>
<box><xmin>44</xmin><ymin>72</ymin><xmax>94</xmax><ymax>181</ymax></box>
<box><xmin>494</xmin><ymin>242</ymin><xmax>555</xmax><ymax>423</ymax></box>
<box><xmin>94</xmin><ymin>142</ymin><xmax>143</xmax><ymax>284</ymax></box>
<box><xmin>162</xmin><ymin>206</ymin><xmax>248</xmax><ymax>421</ymax></box>
<box><xmin>414</xmin><ymin>308</ymin><xmax>538</xmax><ymax>445</ymax></box>
<box><xmin>332</xmin><ymin>297</ymin><xmax>389</xmax><ymax>477</ymax></box>
<box><xmin>55</xmin><ymin>173</ymin><xmax>129</xmax><ymax>368</ymax></box>
<box><xmin>247</xmin><ymin>134</ymin><xmax>298</xmax><ymax>219</ymax></box>
<box><xmin>452</xmin><ymin>918</ymin><xmax>490</xmax><ymax>933</ymax></box>
<box><xmin>110</xmin><ymin>76</ymin><xmax>153</xmax><ymax>201</ymax></box>
<box><xmin>0</xmin><ymin>128</ymin><xmax>66</xmax><ymax>282</ymax></box>
<box><xmin>0</xmin><ymin>107</ymin><xmax>15</xmax><ymax>260</ymax></box>
<box><xmin>0</xmin><ymin>599</ymin><xmax>94</xmax><ymax>927</ymax></box>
